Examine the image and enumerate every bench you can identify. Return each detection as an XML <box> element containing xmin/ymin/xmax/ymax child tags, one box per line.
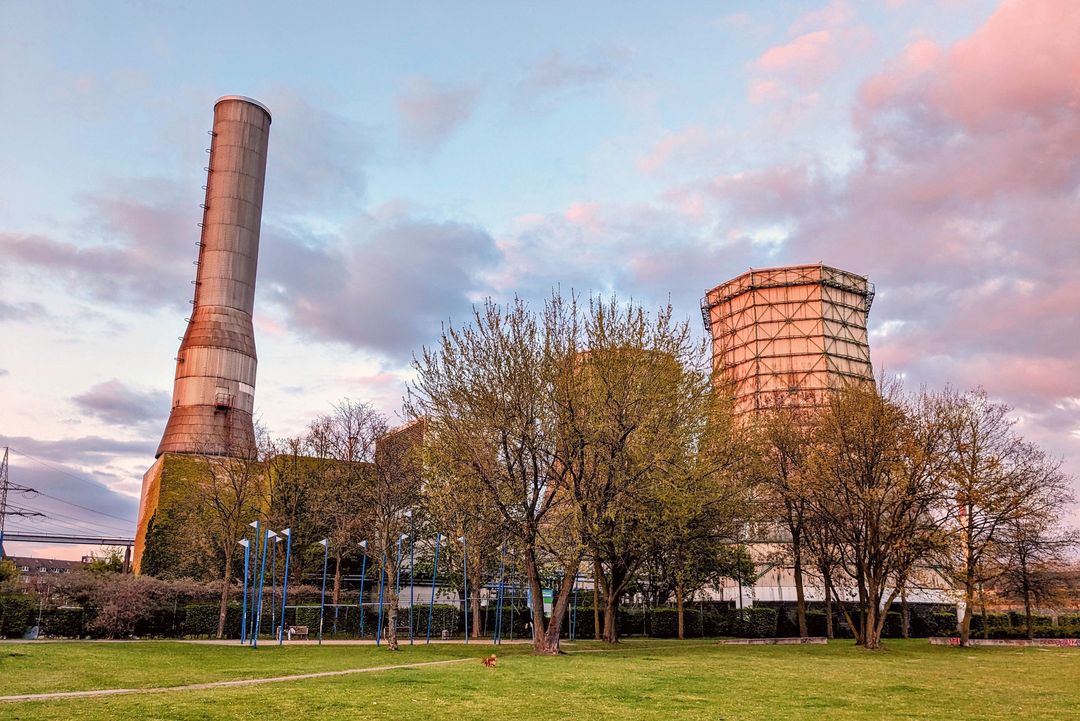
<box><xmin>286</xmin><ymin>625</ymin><xmax>309</xmax><ymax>641</ymax></box>
<box><xmin>383</xmin><ymin>625</ymin><xmax>412</xmax><ymax>639</ymax></box>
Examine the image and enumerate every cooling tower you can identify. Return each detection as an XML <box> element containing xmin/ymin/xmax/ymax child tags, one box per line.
<box><xmin>701</xmin><ymin>264</ymin><xmax>874</xmax><ymax>414</ymax></box>
<box><xmin>156</xmin><ymin>95</ymin><xmax>272</xmax><ymax>457</ymax></box>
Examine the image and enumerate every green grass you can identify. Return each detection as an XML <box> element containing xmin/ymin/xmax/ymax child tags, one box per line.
<box><xmin>1</xmin><ymin>639</ymin><xmax>1078</xmax><ymax>720</ymax></box>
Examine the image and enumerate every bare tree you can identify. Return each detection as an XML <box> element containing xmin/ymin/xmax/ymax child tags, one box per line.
<box><xmin>193</xmin><ymin>436</ymin><xmax>265</xmax><ymax>639</ymax></box>
<box><xmin>367</xmin><ymin>416</ymin><xmax>425</xmax><ymax>650</ymax></box>
<box><xmin>753</xmin><ymin>396</ymin><xmax>816</xmax><ymax>637</ymax></box>
<box><xmin>805</xmin><ymin>379</ymin><xmax>950</xmax><ymax>649</ymax></box>
<box><xmin>936</xmin><ymin>387</ymin><xmax>1066</xmax><ymax>646</ymax></box>
<box><xmin>307</xmin><ymin>401</ymin><xmax>382</xmax><ymax>609</ymax></box>
<box><xmin>991</xmin><ymin>452</ymin><xmax>1076</xmax><ymax>639</ymax></box>
<box><xmin>408</xmin><ymin>295</ymin><xmax>582</xmax><ymax>655</ymax></box>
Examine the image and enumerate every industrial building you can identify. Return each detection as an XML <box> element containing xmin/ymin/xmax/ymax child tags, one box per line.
<box><xmin>701</xmin><ymin>264</ymin><xmax>875</xmax><ymax>414</ymax></box>
<box><xmin>134</xmin><ymin>96</ymin><xmax>272</xmax><ymax>573</ymax></box>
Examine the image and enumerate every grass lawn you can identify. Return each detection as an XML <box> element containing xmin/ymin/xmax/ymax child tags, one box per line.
<box><xmin>1</xmin><ymin>639</ymin><xmax>1078</xmax><ymax>720</ymax></box>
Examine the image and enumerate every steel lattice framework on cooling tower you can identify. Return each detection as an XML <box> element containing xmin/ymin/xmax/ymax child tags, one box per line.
<box><xmin>701</xmin><ymin>263</ymin><xmax>875</xmax><ymax>414</ymax></box>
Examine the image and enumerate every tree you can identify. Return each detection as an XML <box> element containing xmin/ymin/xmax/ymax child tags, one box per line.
<box><xmin>805</xmin><ymin>380</ymin><xmax>950</xmax><ymax>649</ymax></box>
<box><xmin>753</xmin><ymin>397</ymin><xmax>815</xmax><ymax>637</ymax></box>
<box><xmin>423</xmin><ymin>441</ymin><xmax>505</xmax><ymax>640</ymax></box>
<box><xmin>306</xmin><ymin>401</ymin><xmax>382</xmax><ymax>610</ymax></box>
<box><xmin>193</xmin><ymin>436</ymin><xmax>265</xmax><ymax>639</ymax></box>
<box><xmin>991</xmin><ymin>452</ymin><xmax>1076</xmax><ymax>639</ymax></box>
<box><xmin>86</xmin><ymin>548</ymin><xmax>125</xmax><ymax>574</ymax></box>
<box><xmin>556</xmin><ymin>298</ymin><xmax>719</xmax><ymax>644</ymax></box>
<box><xmin>367</xmin><ymin>416</ymin><xmax>425</xmax><ymax>650</ymax></box>
<box><xmin>936</xmin><ymin>387</ymin><xmax>1064</xmax><ymax>646</ymax></box>
<box><xmin>409</xmin><ymin>295</ymin><xmax>582</xmax><ymax>655</ymax></box>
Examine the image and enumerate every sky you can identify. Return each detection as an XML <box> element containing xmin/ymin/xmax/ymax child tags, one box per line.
<box><xmin>2</xmin><ymin>0</ymin><xmax>1078</xmax><ymax>560</ymax></box>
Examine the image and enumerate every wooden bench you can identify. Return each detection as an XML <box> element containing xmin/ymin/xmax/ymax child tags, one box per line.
<box><xmin>286</xmin><ymin>625</ymin><xmax>309</xmax><ymax>641</ymax></box>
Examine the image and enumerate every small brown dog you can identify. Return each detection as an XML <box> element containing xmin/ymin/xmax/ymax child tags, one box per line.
<box><xmin>481</xmin><ymin>654</ymin><xmax>497</xmax><ymax>667</ymax></box>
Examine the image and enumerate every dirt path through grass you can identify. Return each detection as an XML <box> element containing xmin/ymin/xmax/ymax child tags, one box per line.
<box><xmin>0</xmin><ymin>657</ymin><xmax>470</xmax><ymax>703</ymax></box>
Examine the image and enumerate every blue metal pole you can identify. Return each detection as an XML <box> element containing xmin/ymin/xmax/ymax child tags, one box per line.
<box><xmin>461</xmin><ymin>536</ymin><xmax>468</xmax><ymax>643</ymax></box>
<box><xmin>376</xmin><ymin>551</ymin><xmax>386</xmax><ymax>647</ymax></box>
<box><xmin>249</xmin><ymin>520</ymin><xmax>260</xmax><ymax>641</ymax></box>
<box><xmin>509</xmin><ymin>569</ymin><xmax>515</xmax><ymax>643</ymax></box>
<box><xmin>427</xmin><ymin>534</ymin><xmax>441</xmax><ymax>644</ymax></box>
<box><xmin>271</xmin><ymin>536</ymin><xmax>277</xmax><ymax>640</ymax></box>
<box><xmin>358</xmin><ymin>541</ymin><xmax>368</xmax><ymax>637</ymax></box>
<box><xmin>239</xmin><ymin>539</ymin><xmax>250</xmax><ymax>644</ymax></box>
<box><xmin>253</xmin><ymin>528</ymin><xmax>271</xmax><ymax>647</ymax></box>
<box><xmin>396</xmin><ymin>536</ymin><xmax>404</xmax><ymax>595</ymax></box>
<box><xmin>278</xmin><ymin>529</ymin><xmax>291</xmax><ymax>644</ymax></box>
<box><xmin>493</xmin><ymin>545</ymin><xmax>505</xmax><ymax>644</ymax></box>
<box><xmin>409</xmin><ymin>537</ymin><xmax>415</xmax><ymax>645</ymax></box>
<box><xmin>318</xmin><ymin>539</ymin><xmax>329</xmax><ymax>645</ymax></box>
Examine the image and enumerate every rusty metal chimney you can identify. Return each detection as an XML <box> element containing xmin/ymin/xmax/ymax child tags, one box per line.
<box><xmin>156</xmin><ymin>96</ymin><xmax>271</xmax><ymax>457</ymax></box>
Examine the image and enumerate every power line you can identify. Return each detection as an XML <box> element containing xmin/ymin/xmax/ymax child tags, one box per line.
<box><xmin>5</xmin><ymin>447</ymin><xmax>137</xmax><ymax>524</ymax></box>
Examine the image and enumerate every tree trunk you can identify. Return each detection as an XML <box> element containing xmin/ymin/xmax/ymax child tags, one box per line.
<box><xmin>792</xmin><ymin>535</ymin><xmax>807</xmax><ymax>637</ymax></box>
<box><xmin>537</xmin><ymin>562</ymin><xmax>578</xmax><ymax>655</ymax></box>
<box><xmin>978</xmin><ymin>584</ymin><xmax>989</xmax><ymax>640</ymax></box>
<box><xmin>823</xmin><ymin>577</ymin><xmax>834</xmax><ymax>639</ymax></box>
<box><xmin>386</xmin><ymin>593</ymin><xmax>399</xmax><ymax>650</ymax></box>
<box><xmin>864</xmin><ymin>599</ymin><xmax>881</xmax><ymax>650</ymax></box>
<box><xmin>602</xmin><ymin>590</ymin><xmax>620</xmax><ymax>644</ymax></box>
<box><xmin>332</xmin><ymin>554</ymin><xmax>342</xmax><ymax>605</ymax></box>
<box><xmin>676</xmin><ymin>576</ymin><xmax>685</xmax><ymax>640</ymax></box>
<box><xmin>593</xmin><ymin>559</ymin><xmax>602</xmax><ymax>641</ymax></box>
<box><xmin>960</xmin><ymin>564</ymin><xmax>975</xmax><ymax>646</ymax></box>
<box><xmin>523</xmin><ymin>552</ymin><xmax>555</xmax><ymax>654</ymax></box>
<box><xmin>471</xmin><ymin>593</ymin><xmax>482</xmax><ymax>639</ymax></box>
<box><xmin>1023</xmin><ymin>589</ymin><xmax>1034</xmax><ymax>641</ymax></box>
<box><xmin>217</xmin><ymin>552</ymin><xmax>233</xmax><ymax>639</ymax></box>
<box><xmin>901</xmin><ymin>586</ymin><xmax>910</xmax><ymax>640</ymax></box>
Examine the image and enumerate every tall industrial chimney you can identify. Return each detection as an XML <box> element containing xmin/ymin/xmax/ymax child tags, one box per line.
<box><xmin>156</xmin><ymin>95</ymin><xmax>271</xmax><ymax>457</ymax></box>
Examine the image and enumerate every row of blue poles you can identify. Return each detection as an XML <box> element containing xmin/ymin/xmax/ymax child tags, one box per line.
<box><xmin>238</xmin><ymin>523</ymin><xmax>294</xmax><ymax>647</ymax></box>
<box><xmin>240</xmin><ymin>527</ymin><xmax>585</xmax><ymax>647</ymax></box>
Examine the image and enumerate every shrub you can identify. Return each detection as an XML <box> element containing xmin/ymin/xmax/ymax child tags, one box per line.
<box><xmin>0</xmin><ymin>594</ymin><xmax>34</xmax><ymax>638</ymax></box>
<box><xmin>721</xmin><ymin>608</ymin><xmax>777</xmax><ymax>638</ymax></box>
<box><xmin>925</xmin><ymin>612</ymin><xmax>959</xmax><ymax>636</ymax></box>
<box><xmin>970</xmin><ymin>613</ymin><xmax>1011</xmax><ymax>633</ymax></box>
<box><xmin>40</xmin><ymin>608</ymin><xmax>84</xmax><ymax>638</ymax></box>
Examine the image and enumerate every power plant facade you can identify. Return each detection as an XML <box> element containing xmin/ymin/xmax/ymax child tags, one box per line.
<box><xmin>134</xmin><ymin>96</ymin><xmax>271</xmax><ymax>573</ymax></box>
<box><xmin>702</xmin><ymin>263</ymin><xmax>875</xmax><ymax>414</ymax></box>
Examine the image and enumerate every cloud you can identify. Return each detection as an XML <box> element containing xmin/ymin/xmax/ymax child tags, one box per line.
<box><xmin>262</xmin><ymin>91</ymin><xmax>371</xmax><ymax>215</ymax></box>
<box><xmin>396</xmin><ymin>77</ymin><xmax>479</xmax><ymax>157</ymax></box>
<box><xmin>749</xmin><ymin>1</ymin><xmax>871</xmax><ymax>100</ymax></box>
<box><xmin>0</xmin><ymin>300</ymin><xmax>47</xmax><ymax>321</ymax></box>
<box><xmin>514</xmin><ymin>50</ymin><xmax>623</xmax><ymax>111</ymax></box>
<box><xmin>71</xmin><ymin>379</ymin><xmax>169</xmax><ymax>427</ymax></box>
<box><xmin>260</xmin><ymin>213</ymin><xmax>500</xmax><ymax>358</ymax></box>
<box><xmin>0</xmin><ymin>186</ymin><xmax>194</xmax><ymax>310</ymax></box>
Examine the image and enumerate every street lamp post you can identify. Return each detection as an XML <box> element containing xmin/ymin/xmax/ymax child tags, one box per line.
<box><xmin>376</xmin><ymin>550</ymin><xmax>386</xmax><ymax>647</ymax></box>
<box><xmin>408</xmin><ymin>533</ymin><xmax>416</xmax><ymax>645</ymax></box>
<box><xmin>427</xmin><ymin>533</ymin><xmax>442</xmax><ymax>644</ymax></box>
<box><xmin>459</xmin><ymin>535</ymin><xmax>468</xmax><ymax>643</ymax></box>
<box><xmin>317</xmin><ymin>538</ymin><xmax>329</xmax><ymax>645</ymax></box>
<box><xmin>271</xmin><ymin>532</ymin><xmax>283</xmax><ymax>641</ymax></box>
<box><xmin>395</xmin><ymin>533</ymin><xmax>407</xmax><ymax>644</ymax></box>
<box><xmin>238</xmin><ymin>538</ymin><xmax>251</xmax><ymax>644</ymax></box>
<box><xmin>253</xmin><ymin>529</ymin><xmax>276</xmax><ymax>648</ymax></box>
<box><xmin>247</xmin><ymin>520</ymin><xmax>260</xmax><ymax>641</ymax></box>
<box><xmin>358</xmin><ymin>540</ymin><xmax>368</xmax><ymax>638</ymax></box>
<box><xmin>494</xmin><ymin>545</ymin><xmax>506</xmax><ymax>644</ymax></box>
<box><xmin>277</xmin><ymin>529</ymin><xmax>292</xmax><ymax>644</ymax></box>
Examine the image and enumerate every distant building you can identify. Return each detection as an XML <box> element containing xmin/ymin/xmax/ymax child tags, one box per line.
<box><xmin>4</xmin><ymin>556</ymin><xmax>87</xmax><ymax>587</ymax></box>
<box><xmin>701</xmin><ymin>263</ymin><xmax>875</xmax><ymax>413</ymax></box>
